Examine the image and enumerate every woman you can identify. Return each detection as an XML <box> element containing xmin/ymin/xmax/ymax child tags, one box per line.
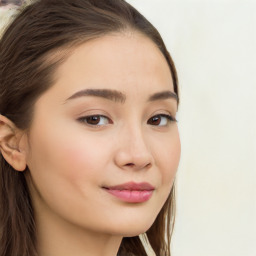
<box><xmin>0</xmin><ymin>0</ymin><xmax>180</xmax><ymax>255</ymax></box>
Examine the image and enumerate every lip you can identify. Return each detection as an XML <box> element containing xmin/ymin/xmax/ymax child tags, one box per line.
<box><xmin>103</xmin><ymin>182</ymin><xmax>155</xmax><ymax>203</ymax></box>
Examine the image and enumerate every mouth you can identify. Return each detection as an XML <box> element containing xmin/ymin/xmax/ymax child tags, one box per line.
<box><xmin>102</xmin><ymin>182</ymin><xmax>155</xmax><ymax>203</ymax></box>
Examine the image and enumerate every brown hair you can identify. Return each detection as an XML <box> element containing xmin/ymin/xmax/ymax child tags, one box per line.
<box><xmin>0</xmin><ymin>0</ymin><xmax>179</xmax><ymax>255</ymax></box>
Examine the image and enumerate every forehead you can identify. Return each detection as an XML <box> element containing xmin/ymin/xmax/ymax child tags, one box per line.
<box><xmin>45</xmin><ymin>32</ymin><xmax>174</xmax><ymax>101</ymax></box>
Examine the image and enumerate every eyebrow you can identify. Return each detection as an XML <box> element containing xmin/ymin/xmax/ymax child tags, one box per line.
<box><xmin>64</xmin><ymin>88</ymin><xmax>178</xmax><ymax>104</ymax></box>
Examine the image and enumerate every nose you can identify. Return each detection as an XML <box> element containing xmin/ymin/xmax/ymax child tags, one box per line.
<box><xmin>114</xmin><ymin>126</ymin><xmax>154</xmax><ymax>171</ymax></box>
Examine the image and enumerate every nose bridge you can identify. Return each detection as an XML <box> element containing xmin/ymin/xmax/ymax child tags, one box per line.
<box><xmin>114</xmin><ymin>119</ymin><xmax>153</xmax><ymax>170</ymax></box>
<box><xmin>127</xmin><ymin>123</ymin><xmax>146</xmax><ymax>151</ymax></box>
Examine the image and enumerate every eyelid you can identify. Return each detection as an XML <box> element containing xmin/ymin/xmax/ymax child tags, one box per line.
<box><xmin>158</xmin><ymin>113</ymin><xmax>177</xmax><ymax>122</ymax></box>
<box><xmin>77</xmin><ymin>114</ymin><xmax>112</xmax><ymax>127</ymax></box>
<box><xmin>151</xmin><ymin>109</ymin><xmax>177</xmax><ymax>120</ymax></box>
<box><xmin>147</xmin><ymin>113</ymin><xmax>177</xmax><ymax>127</ymax></box>
<box><xmin>75</xmin><ymin>110</ymin><xmax>177</xmax><ymax>128</ymax></box>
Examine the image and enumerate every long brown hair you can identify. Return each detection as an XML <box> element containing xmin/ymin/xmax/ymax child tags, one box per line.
<box><xmin>0</xmin><ymin>0</ymin><xmax>179</xmax><ymax>255</ymax></box>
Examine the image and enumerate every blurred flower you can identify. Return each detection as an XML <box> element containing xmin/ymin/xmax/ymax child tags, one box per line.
<box><xmin>0</xmin><ymin>4</ymin><xmax>18</xmax><ymax>38</ymax></box>
<box><xmin>0</xmin><ymin>0</ymin><xmax>25</xmax><ymax>6</ymax></box>
<box><xmin>0</xmin><ymin>0</ymin><xmax>34</xmax><ymax>38</ymax></box>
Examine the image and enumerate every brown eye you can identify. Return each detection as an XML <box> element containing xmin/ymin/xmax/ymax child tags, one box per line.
<box><xmin>147</xmin><ymin>114</ymin><xmax>176</xmax><ymax>126</ymax></box>
<box><xmin>78</xmin><ymin>115</ymin><xmax>111</xmax><ymax>126</ymax></box>
<box><xmin>148</xmin><ymin>116</ymin><xmax>161</xmax><ymax>125</ymax></box>
<box><xmin>87</xmin><ymin>116</ymin><xmax>101</xmax><ymax>125</ymax></box>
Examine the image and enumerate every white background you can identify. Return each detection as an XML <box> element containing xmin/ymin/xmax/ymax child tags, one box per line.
<box><xmin>127</xmin><ymin>1</ymin><xmax>256</xmax><ymax>256</ymax></box>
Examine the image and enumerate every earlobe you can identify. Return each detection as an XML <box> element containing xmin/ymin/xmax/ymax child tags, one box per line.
<box><xmin>0</xmin><ymin>114</ymin><xmax>27</xmax><ymax>172</ymax></box>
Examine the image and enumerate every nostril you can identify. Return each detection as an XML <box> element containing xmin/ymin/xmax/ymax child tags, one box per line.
<box><xmin>125</xmin><ymin>163</ymin><xmax>134</xmax><ymax>167</ymax></box>
<box><xmin>124</xmin><ymin>162</ymin><xmax>152</xmax><ymax>169</ymax></box>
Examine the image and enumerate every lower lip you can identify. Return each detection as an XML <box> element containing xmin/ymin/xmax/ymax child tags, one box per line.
<box><xmin>104</xmin><ymin>189</ymin><xmax>154</xmax><ymax>203</ymax></box>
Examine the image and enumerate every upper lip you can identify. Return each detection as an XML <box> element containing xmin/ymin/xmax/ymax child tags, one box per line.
<box><xmin>103</xmin><ymin>182</ymin><xmax>155</xmax><ymax>191</ymax></box>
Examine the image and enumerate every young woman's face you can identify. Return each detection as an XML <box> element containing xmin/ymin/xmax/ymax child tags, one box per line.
<box><xmin>25</xmin><ymin>32</ymin><xmax>181</xmax><ymax>236</ymax></box>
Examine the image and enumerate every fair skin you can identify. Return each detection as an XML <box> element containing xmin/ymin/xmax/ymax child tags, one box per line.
<box><xmin>0</xmin><ymin>32</ymin><xmax>180</xmax><ymax>256</ymax></box>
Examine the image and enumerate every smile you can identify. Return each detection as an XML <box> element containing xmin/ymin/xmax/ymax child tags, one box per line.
<box><xmin>102</xmin><ymin>182</ymin><xmax>155</xmax><ymax>203</ymax></box>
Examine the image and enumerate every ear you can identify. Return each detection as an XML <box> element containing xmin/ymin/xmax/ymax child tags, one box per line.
<box><xmin>0</xmin><ymin>114</ymin><xmax>27</xmax><ymax>171</ymax></box>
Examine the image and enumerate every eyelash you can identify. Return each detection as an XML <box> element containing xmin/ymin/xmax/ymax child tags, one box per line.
<box><xmin>147</xmin><ymin>114</ymin><xmax>177</xmax><ymax>126</ymax></box>
<box><xmin>77</xmin><ymin>114</ymin><xmax>177</xmax><ymax>127</ymax></box>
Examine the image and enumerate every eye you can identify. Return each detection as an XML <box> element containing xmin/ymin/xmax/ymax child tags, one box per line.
<box><xmin>147</xmin><ymin>114</ymin><xmax>176</xmax><ymax>126</ymax></box>
<box><xmin>78</xmin><ymin>115</ymin><xmax>111</xmax><ymax>126</ymax></box>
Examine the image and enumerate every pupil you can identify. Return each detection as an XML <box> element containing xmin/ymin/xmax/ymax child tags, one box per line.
<box><xmin>152</xmin><ymin>116</ymin><xmax>160</xmax><ymax>125</ymax></box>
<box><xmin>88</xmin><ymin>116</ymin><xmax>99</xmax><ymax>124</ymax></box>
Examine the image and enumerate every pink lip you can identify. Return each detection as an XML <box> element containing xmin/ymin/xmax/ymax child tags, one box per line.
<box><xmin>103</xmin><ymin>182</ymin><xmax>155</xmax><ymax>203</ymax></box>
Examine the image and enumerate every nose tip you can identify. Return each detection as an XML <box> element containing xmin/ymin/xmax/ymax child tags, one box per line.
<box><xmin>115</xmin><ymin>152</ymin><xmax>153</xmax><ymax>171</ymax></box>
<box><xmin>114</xmin><ymin>135</ymin><xmax>154</xmax><ymax>171</ymax></box>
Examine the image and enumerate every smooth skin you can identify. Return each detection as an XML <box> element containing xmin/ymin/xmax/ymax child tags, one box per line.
<box><xmin>0</xmin><ymin>31</ymin><xmax>180</xmax><ymax>256</ymax></box>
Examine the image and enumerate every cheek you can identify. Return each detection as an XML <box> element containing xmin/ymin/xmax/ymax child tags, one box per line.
<box><xmin>55</xmin><ymin>138</ymin><xmax>112</xmax><ymax>188</ymax></box>
<box><xmin>25</xmin><ymin>121</ymin><xmax>112</xmax><ymax>221</ymax></box>
<box><xmin>155</xmin><ymin>127</ymin><xmax>181</xmax><ymax>185</ymax></box>
<box><xmin>26</xmin><ymin>119</ymin><xmax>110</xmax><ymax>196</ymax></box>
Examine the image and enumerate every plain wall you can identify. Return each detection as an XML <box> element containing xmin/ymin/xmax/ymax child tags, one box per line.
<box><xmin>127</xmin><ymin>0</ymin><xmax>256</xmax><ymax>255</ymax></box>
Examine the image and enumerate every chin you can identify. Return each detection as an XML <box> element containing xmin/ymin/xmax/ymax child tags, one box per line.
<box><xmin>121</xmin><ymin>227</ymin><xmax>151</xmax><ymax>237</ymax></box>
<box><xmin>107</xmin><ymin>216</ymin><xmax>156</xmax><ymax>237</ymax></box>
